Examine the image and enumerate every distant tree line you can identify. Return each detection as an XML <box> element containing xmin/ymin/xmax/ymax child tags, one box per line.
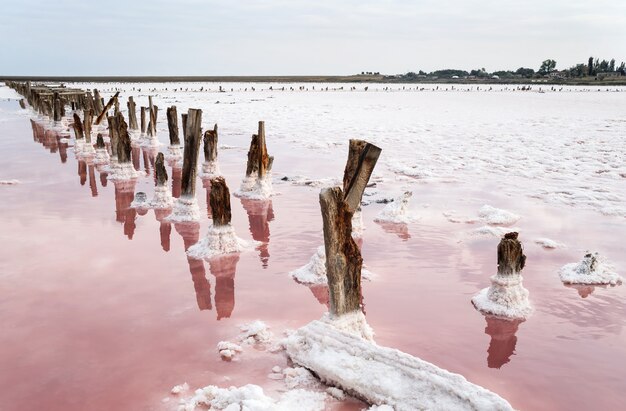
<box><xmin>389</xmin><ymin>56</ymin><xmax>625</xmax><ymax>80</ymax></box>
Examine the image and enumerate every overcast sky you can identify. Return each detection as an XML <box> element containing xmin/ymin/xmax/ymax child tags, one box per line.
<box><xmin>1</xmin><ymin>0</ymin><xmax>625</xmax><ymax>76</ymax></box>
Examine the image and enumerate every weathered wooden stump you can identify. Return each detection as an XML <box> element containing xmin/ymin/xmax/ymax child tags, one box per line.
<box><xmin>93</xmin><ymin>89</ymin><xmax>104</xmax><ymax>114</ymax></box>
<box><xmin>209</xmin><ymin>177</ymin><xmax>231</xmax><ymax>226</ymax></box>
<box><xmin>180</xmin><ymin>109</ymin><xmax>203</xmax><ymax>197</ymax></box>
<box><xmin>53</xmin><ymin>92</ymin><xmax>62</xmax><ymax>122</ymax></box>
<box><xmin>203</xmin><ymin>124</ymin><xmax>218</xmax><ymax>162</ymax></box>
<box><xmin>127</xmin><ymin>97</ymin><xmax>138</xmax><ymax>130</ymax></box>
<box><xmin>95</xmin><ymin>133</ymin><xmax>105</xmax><ymax>149</ymax></box>
<box><xmin>115</xmin><ymin>112</ymin><xmax>132</xmax><ymax>163</ymax></box>
<box><xmin>140</xmin><ymin>107</ymin><xmax>146</xmax><ymax>134</ymax></box>
<box><xmin>497</xmin><ymin>232</ymin><xmax>526</xmax><ymax>276</ymax></box>
<box><xmin>72</xmin><ymin>113</ymin><xmax>85</xmax><ymax>140</ymax></box>
<box><xmin>95</xmin><ymin>91</ymin><xmax>120</xmax><ymax>125</ymax></box>
<box><xmin>18</xmin><ymin>99</ymin><xmax>26</xmax><ymax>109</ymax></box>
<box><xmin>155</xmin><ymin>152</ymin><xmax>168</xmax><ymax>187</ymax></box>
<box><xmin>166</xmin><ymin>106</ymin><xmax>180</xmax><ymax>145</ymax></box>
<box><xmin>320</xmin><ymin>140</ymin><xmax>381</xmax><ymax>316</ymax></box>
<box><xmin>83</xmin><ymin>110</ymin><xmax>93</xmax><ymax>144</ymax></box>
<box><xmin>245</xmin><ymin>121</ymin><xmax>273</xmax><ymax>178</ymax></box>
<box><xmin>107</xmin><ymin>115</ymin><xmax>119</xmax><ymax>159</ymax></box>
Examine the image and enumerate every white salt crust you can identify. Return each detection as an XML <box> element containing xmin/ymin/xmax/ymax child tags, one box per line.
<box><xmin>93</xmin><ymin>148</ymin><xmax>110</xmax><ymax>165</ymax></box>
<box><xmin>200</xmin><ymin>161</ymin><xmax>221</xmax><ymax>179</ymax></box>
<box><xmin>0</xmin><ymin>179</ymin><xmax>20</xmax><ymax>185</ymax></box>
<box><xmin>186</xmin><ymin>224</ymin><xmax>251</xmax><ymax>260</ymax></box>
<box><xmin>167</xmin><ymin>196</ymin><xmax>201</xmax><ymax>222</ymax></box>
<box><xmin>351</xmin><ymin>209</ymin><xmax>364</xmax><ymax>238</ymax></box>
<box><xmin>472</xmin><ymin>273</ymin><xmax>533</xmax><ymax>320</ymax></box>
<box><xmin>559</xmin><ymin>253</ymin><xmax>622</xmax><ymax>285</ymax></box>
<box><xmin>165</xmin><ymin>144</ymin><xmax>183</xmax><ymax>164</ymax></box>
<box><xmin>107</xmin><ymin>162</ymin><xmax>138</xmax><ymax>182</ymax></box>
<box><xmin>235</xmin><ymin>175</ymin><xmax>274</xmax><ymax>200</ymax></box>
<box><xmin>283</xmin><ymin>312</ymin><xmax>513</xmax><ymax>411</ymax></box>
<box><xmin>290</xmin><ymin>246</ymin><xmax>374</xmax><ymax>285</ymax></box>
<box><xmin>478</xmin><ymin>205</ymin><xmax>521</xmax><ymax>225</ymax></box>
<box><xmin>148</xmin><ymin>185</ymin><xmax>174</xmax><ymax>209</ymax></box>
<box><xmin>534</xmin><ymin>238</ymin><xmax>565</xmax><ymax>249</ymax></box>
<box><xmin>374</xmin><ymin>191</ymin><xmax>418</xmax><ymax>224</ymax></box>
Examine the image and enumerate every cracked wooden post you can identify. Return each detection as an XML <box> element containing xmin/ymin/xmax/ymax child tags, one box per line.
<box><xmin>72</xmin><ymin>113</ymin><xmax>85</xmax><ymax>141</ymax></box>
<box><xmin>203</xmin><ymin>124</ymin><xmax>218</xmax><ymax>162</ymax></box>
<box><xmin>245</xmin><ymin>121</ymin><xmax>272</xmax><ymax>178</ymax></box>
<box><xmin>19</xmin><ymin>99</ymin><xmax>26</xmax><ymax>109</ymax></box>
<box><xmin>95</xmin><ymin>133</ymin><xmax>105</xmax><ymax>149</ymax></box>
<box><xmin>83</xmin><ymin>109</ymin><xmax>93</xmax><ymax>145</ymax></box>
<box><xmin>320</xmin><ymin>140</ymin><xmax>381</xmax><ymax>316</ymax></box>
<box><xmin>140</xmin><ymin>107</ymin><xmax>146</xmax><ymax>134</ymax></box>
<box><xmin>209</xmin><ymin>177</ymin><xmax>231</xmax><ymax>226</ymax></box>
<box><xmin>114</xmin><ymin>95</ymin><xmax>120</xmax><ymax>115</ymax></box>
<box><xmin>147</xmin><ymin>96</ymin><xmax>158</xmax><ymax>136</ymax></box>
<box><xmin>181</xmin><ymin>109</ymin><xmax>203</xmax><ymax>198</ymax></box>
<box><xmin>115</xmin><ymin>112</ymin><xmax>132</xmax><ymax>164</ymax></box>
<box><xmin>181</xmin><ymin>113</ymin><xmax>188</xmax><ymax>140</ymax></box>
<box><xmin>93</xmin><ymin>89</ymin><xmax>104</xmax><ymax>114</ymax></box>
<box><xmin>95</xmin><ymin>91</ymin><xmax>120</xmax><ymax>125</ymax></box>
<box><xmin>166</xmin><ymin>106</ymin><xmax>180</xmax><ymax>145</ymax></box>
<box><xmin>107</xmin><ymin>115</ymin><xmax>119</xmax><ymax>160</ymax></box>
<box><xmin>497</xmin><ymin>232</ymin><xmax>526</xmax><ymax>276</ymax></box>
<box><xmin>127</xmin><ymin>97</ymin><xmax>138</xmax><ymax>130</ymax></box>
<box><xmin>53</xmin><ymin>92</ymin><xmax>62</xmax><ymax>122</ymax></box>
<box><xmin>155</xmin><ymin>152</ymin><xmax>168</xmax><ymax>187</ymax></box>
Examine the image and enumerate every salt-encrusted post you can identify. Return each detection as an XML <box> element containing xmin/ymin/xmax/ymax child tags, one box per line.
<box><xmin>471</xmin><ymin>232</ymin><xmax>532</xmax><ymax>319</ymax></box>
<box><xmin>203</xmin><ymin>125</ymin><xmax>218</xmax><ymax>163</ymax></box>
<box><xmin>72</xmin><ymin>113</ymin><xmax>85</xmax><ymax>141</ymax></box>
<box><xmin>53</xmin><ymin>92</ymin><xmax>62</xmax><ymax>122</ymax></box>
<box><xmin>245</xmin><ymin>121</ymin><xmax>273</xmax><ymax>178</ymax></box>
<box><xmin>115</xmin><ymin>112</ymin><xmax>132</xmax><ymax>164</ymax></box>
<box><xmin>83</xmin><ymin>109</ymin><xmax>93</xmax><ymax>144</ymax></box>
<box><xmin>140</xmin><ymin>107</ymin><xmax>146</xmax><ymax>134</ymax></box>
<box><xmin>93</xmin><ymin>89</ymin><xmax>104</xmax><ymax>114</ymax></box>
<box><xmin>181</xmin><ymin>109</ymin><xmax>202</xmax><ymax>197</ymax></box>
<box><xmin>320</xmin><ymin>140</ymin><xmax>381</xmax><ymax>316</ymax></box>
<box><xmin>210</xmin><ymin>177</ymin><xmax>231</xmax><ymax>226</ymax></box>
<box><xmin>156</xmin><ymin>152</ymin><xmax>168</xmax><ymax>187</ymax></box>
<box><xmin>95</xmin><ymin>91</ymin><xmax>120</xmax><ymax>125</ymax></box>
<box><xmin>107</xmin><ymin>115</ymin><xmax>119</xmax><ymax>161</ymax></box>
<box><xmin>166</xmin><ymin>106</ymin><xmax>180</xmax><ymax>145</ymax></box>
<box><xmin>127</xmin><ymin>97</ymin><xmax>138</xmax><ymax>130</ymax></box>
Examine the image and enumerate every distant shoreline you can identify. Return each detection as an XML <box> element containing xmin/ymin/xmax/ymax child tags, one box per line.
<box><xmin>2</xmin><ymin>75</ymin><xmax>626</xmax><ymax>86</ymax></box>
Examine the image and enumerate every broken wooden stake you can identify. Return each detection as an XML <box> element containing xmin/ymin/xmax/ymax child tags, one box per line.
<box><xmin>166</xmin><ymin>106</ymin><xmax>180</xmax><ymax>145</ymax></box>
<box><xmin>319</xmin><ymin>140</ymin><xmax>381</xmax><ymax>316</ymax></box>
<box><xmin>107</xmin><ymin>115</ymin><xmax>119</xmax><ymax>160</ymax></box>
<box><xmin>155</xmin><ymin>152</ymin><xmax>168</xmax><ymax>187</ymax></box>
<box><xmin>180</xmin><ymin>109</ymin><xmax>203</xmax><ymax>198</ymax></box>
<box><xmin>115</xmin><ymin>112</ymin><xmax>132</xmax><ymax>163</ymax></box>
<box><xmin>203</xmin><ymin>124</ymin><xmax>218</xmax><ymax>163</ymax></box>
<box><xmin>497</xmin><ymin>232</ymin><xmax>526</xmax><ymax>276</ymax></box>
<box><xmin>245</xmin><ymin>121</ymin><xmax>273</xmax><ymax>178</ymax></box>
<box><xmin>73</xmin><ymin>113</ymin><xmax>85</xmax><ymax>140</ymax></box>
<box><xmin>83</xmin><ymin>110</ymin><xmax>93</xmax><ymax>144</ymax></box>
<box><xmin>127</xmin><ymin>97</ymin><xmax>138</xmax><ymax>130</ymax></box>
<box><xmin>209</xmin><ymin>176</ymin><xmax>231</xmax><ymax>226</ymax></box>
<box><xmin>95</xmin><ymin>91</ymin><xmax>120</xmax><ymax>125</ymax></box>
<box><xmin>140</xmin><ymin>106</ymin><xmax>146</xmax><ymax>134</ymax></box>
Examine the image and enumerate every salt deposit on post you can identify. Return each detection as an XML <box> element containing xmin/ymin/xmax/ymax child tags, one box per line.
<box><xmin>167</xmin><ymin>109</ymin><xmax>202</xmax><ymax>222</ymax></box>
<box><xmin>165</xmin><ymin>105</ymin><xmax>183</xmax><ymax>163</ymax></box>
<box><xmin>472</xmin><ymin>232</ymin><xmax>532</xmax><ymax>319</ymax></box>
<box><xmin>200</xmin><ymin>124</ymin><xmax>221</xmax><ymax>178</ymax></box>
<box><xmin>235</xmin><ymin>121</ymin><xmax>274</xmax><ymax>200</ymax></box>
<box><xmin>107</xmin><ymin>112</ymin><xmax>138</xmax><ymax>181</ymax></box>
<box><xmin>187</xmin><ymin>177</ymin><xmax>251</xmax><ymax>259</ymax></box>
<box><xmin>559</xmin><ymin>252</ymin><xmax>622</xmax><ymax>286</ymax></box>
<box><xmin>146</xmin><ymin>153</ymin><xmax>174</xmax><ymax>209</ymax></box>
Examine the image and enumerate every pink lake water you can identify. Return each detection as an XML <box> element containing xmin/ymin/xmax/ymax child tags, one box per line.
<box><xmin>1</xmin><ymin>83</ymin><xmax>625</xmax><ymax>411</ymax></box>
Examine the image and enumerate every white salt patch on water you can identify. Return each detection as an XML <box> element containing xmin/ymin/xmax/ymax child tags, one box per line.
<box><xmin>279</xmin><ymin>175</ymin><xmax>341</xmax><ymax>188</ymax></box>
<box><xmin>325</xmin><ymin>386</ymin><xmax>346</xmax><ymax>400</ymax></box>
<box><xmin>366</xmin><ymin>405</ymin><xmax>395</xmax><ymax>411</ymax></box>
<box><xmin>472</xmin><ymin>273</ymin><xmax>533</xmax><ymax>320</ymax></box>
<box><xmin>374</xmin><ymin>191</ymin><xmax>418</xmax><ymax>224</ymax></box>
<box><xmin>470</xmin><ymin>225</ymin><xmax>521</xmax><ymax>237</ymax></box>
<box><xmin>559</xmin><ymin>253</ymin><xmax>622</xmax><ymax>285</ymax></box>
<box><xmin>171</xmin><ymin>382</ymin><xmax>189</xmax><ymax>395</ymax></box>
<box><xmin>235</xmin><ymin>175</ymin><xmax>274</xmax><ymax>200</ymax></box>
<box><xmin>107</xmin><ymin>162</ymin><xmax>138</xmax><ymax>182</ymax></box>
<box><xmin>148</xmin><ymin>185</ymin><xmax>174</xmax><ymax>209</ymax></box>
<box><xmin>442</xmin><ymin>210</ymin><xmax>477</xmax><ymax>224</ymax></box>
<box><xmin>176</xmin><ymin>384</ymin><xmax>326</xmax><ymax>411</ymax></box>
<box><xmin>238</xmin><ymin>320</ymin><xmax>273</xmax><ymax>346</ymax></box>
<box><xmin>290</xmin><ymin>246</ymin><xmax>375</xmax><ymax>285</ymax></box>
<box><xmin>534</xmin><ymin>238</ymin><xmax>565</xmax><ymax>249</ymax></box>
<box><xmin>186</xmin><ymin>224</ymin><xmax>251</xmax><ymax>260</ymax></box>
<box><xmin>284</xmin><ymin>312</ymin><xmax>513</xmax><ymax>411</ymax></box>
<box><xmin>216</xmin><ymin>341</ymin><xmax>243</xmax><ymax>360</ymax></box>
<box><xmin>478</xmin><ymin>205</ymin><xmax>521</xmax><ymax>225</ymax></box>
<box><xmin>283</xmin><ymin>367</ymin><xmax>323</xmax><ymax>390</ymax></box>
<box><xmin>167</xmin><ymin>197</ymin><xmax>201</xmax><ymax>222</ymax></box>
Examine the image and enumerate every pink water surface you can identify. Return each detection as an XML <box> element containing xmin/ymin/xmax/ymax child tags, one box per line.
<box><xmin>1</xmin><ymin>98</ymin><xmax>625</xmax><ymax>411</ymax></box>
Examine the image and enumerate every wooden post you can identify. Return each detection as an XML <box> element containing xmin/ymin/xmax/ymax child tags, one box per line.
<box><xmin>19</xmin><ymin>99</ymin><xmax>26</xmax><ymax>109</ymax></box>
<box><xmin>53</xmin><ymin>92</ymin><xmax>62</xmax><ymax>122</ymax></box>
<box><xmin>319</xmin><ymin>140</ymin><xmax>381</xmax><ymax>316</ymax></box>
<box><xmin>203</xmin><ymin>124</ymin><xmax>218</xmax><ymax>162</ymax></box>
<box><xmin>497</xmin><ymin>232</ymin><xmax>526</xmax><ymax>275</ymax></box>
<box><xmin>93</xmin><ymin>89</ymin><xmax>104</xmax><ymax>114</ymax></box>
<box><xmin>95</xmin><ymin>133</ymin><xmax>105</xmax><ymax>149</ymax></box>
<box><xmin>73</xmin><ymin>113</ymin><xmax>85</xmax><ymax>140</ymax></box>
<box><xmin>245</xmin><ymin>121</ymin><xmax>272</xmax><ymax>178</ymax></box>
<box><xmin>209</xmin><ymin>177</ymin><xmax>231</xmax><ymax>226</ymax></box>
<box><xmin>114</xmin><ymin>96</ymin><xmax>120</xmax><ymax>115</ymax></box>
<box><xmin>107</xmin><ymin>115</ymin><xmax>119</xmax><ymax>159</ymax></box>
<box><xmin>181</xmin><ymin>113</ymin><xmax>188</xmax><ymax>140</ymax></box>
<box><xmin>180</xmin><ymin>109</ymin><xmax>203</xmax><ymax>197</ymax></box>
<box><xmin>127</xmin><ymin>97</ymin><xmax>138</xmax><ymax>130</ymax></box>
<box><xmin>140</xmin><ymin>107</ymin><xmax>146</xmax><ymax>134</ymax></box>
<box><xmin>155</xmin><ymin>152</ymin><xmax>168</xmax><ymax>187</ymax></box>
<box><xmin>83</xmin><ymin>110</ymin><xmax>93</xmax><ymax>143</ymax></box>
<box><xmin>115</xmin><ymin>112</ymin><xmax>132</xmax><ymax>163</ymax></box>
<box><xmin>95</xmin><ymin>91</ymin><xmax>120</xmax><ymax>125</ymax></box>
<box><xmin>166</xmin><ymin>106</ymin><xmax>180</xmax><ymax>145</ymax></box>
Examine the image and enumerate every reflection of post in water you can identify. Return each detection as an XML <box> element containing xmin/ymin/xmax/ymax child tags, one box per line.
<box><xmin>202</xmin><ymin>177</ymin><xmax>213</xmax><ymax>219</ymax></box>
<box><xmin>88</xmin><ymin>164</ymin><xmax>98</xmax><ymax>197</ymax></box>
<box><xmin>484</xmin><ymin>316</ymin><xmax>523</xmax><ymax>369</ymax></box>
<box><xmin>78</xmin><ymin>160</ymin><xmax>87</xmax><ymax>186</ymax></box>
<box><xmin>240</xmin><ymin>198</ymin><xmax>274</xmax><ymax>268</ymax></box>
<box><xmin>155</xmin><ymin>209</ymin><xmax>172</xmax><ymax>252</ymax></box>
<box><xmin>565</xmin><ymin>284</ymin><xmax>596</xmax><ymax>298</ymax></box>
<box><xmin>114</xmin><ymin>180</ymin><xmax>137</xmax><ymax>240</ymax></box>
<box><xmin>99</xmin><ymin>171</ymin><xmax>108</xmax><ymax>187</ymax></box>
<box><xmin>142</xmin><ymin>147</ymin><xmax>157</xmax><ymax>177</ymax></box>
<box><xmin>57</xmin><ymin>134</ymin><xmax>68</xmax><ymax>163</ymax></box>
<box><xmin>376</xmin><ymin>221</ymin><xmax>411</xmax><ymax>241</ymax></box>
<box><xmin>175</xmin><ymin>222</ymin><xmax>212</xmax><ymax>311</ymax></box>
<box><xmin>131</xmin><ymin>145</ymin><xmax>141</xmax><ymax>171</ymax></box>
<box><xmin>171</xmin><ymin>165</ymin><xmax>182</xmax><ymax>199</ymax></box>
<box><xmin>208</xmin><ymin>254</ymin><xmax>239</xmax><ymax>320</ymax></box>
